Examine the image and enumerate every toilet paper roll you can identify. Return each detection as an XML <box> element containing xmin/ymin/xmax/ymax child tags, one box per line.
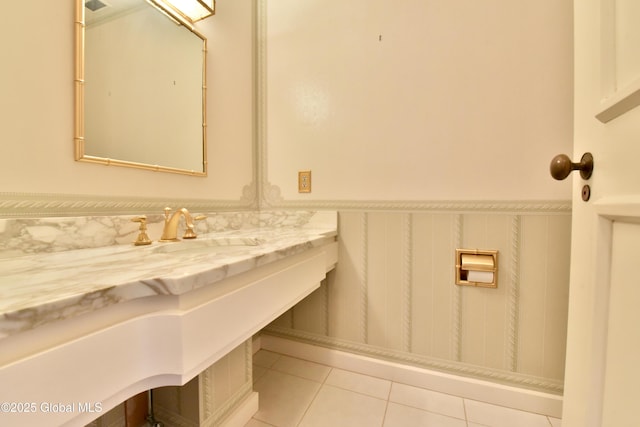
<box><xmin>467</xmin><ymin>270</ymin><xmax>494</xmax><ymax>284</ymax></box>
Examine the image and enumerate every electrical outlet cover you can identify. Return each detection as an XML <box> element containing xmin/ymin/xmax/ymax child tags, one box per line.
<box><xmin>298</xmin><ymin>170</ymin><xmax>311</xmax><ymax>193</ymax></box>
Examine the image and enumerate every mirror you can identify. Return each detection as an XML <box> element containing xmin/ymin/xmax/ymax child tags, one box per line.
<box><xmin>74</xmin><ymin>0</ymin><xmax>207</xmax><ymax>176</ymax></box>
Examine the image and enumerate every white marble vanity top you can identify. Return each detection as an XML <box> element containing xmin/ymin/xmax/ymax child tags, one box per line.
<box><xmin>0</xmin><ymin>211</ymin><xmax>337</xmax><ymax>339</ymax></box>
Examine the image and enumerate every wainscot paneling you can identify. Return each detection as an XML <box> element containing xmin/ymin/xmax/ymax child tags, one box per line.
<box><xmin>86</xmin><ymin>339</ymin><xmax>253</xmax><ymax>427</ymax></box>
<box><xmin>266</xmin><ymin>207</ymin><xmax>570</xmax><ymax>393</ymax></box>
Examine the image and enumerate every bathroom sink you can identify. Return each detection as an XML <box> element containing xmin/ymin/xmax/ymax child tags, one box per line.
<box><xmin>151</xmin><ymin>237</ymin><xmax>263</xmax><ymax>255</ymax></box>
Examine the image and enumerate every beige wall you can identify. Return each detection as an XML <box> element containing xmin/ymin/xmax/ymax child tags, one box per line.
<box><xmin>262</xmin><ymin>0</ymin><xmax>573</xmax><ymax>202</ymax></box>
<box><xmin>0</xmin><ymin>0</ymin><xmax>572</xmax><ymax>205</ymax></box>
<box><xmin>261</xmin><ymin>0</ymin><xmax>574</xmax><ymax>393</ymax></box>
<box><xmin>0</xmin><ymin>0</ymin><xmax>254</xmax><ymax>202</ymax></box>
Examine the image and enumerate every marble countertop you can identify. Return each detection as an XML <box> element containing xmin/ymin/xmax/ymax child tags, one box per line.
<box><xmin>0</xmin><ymin>211</ymin><xmax>337</xmax><ymax>339</ymax></box>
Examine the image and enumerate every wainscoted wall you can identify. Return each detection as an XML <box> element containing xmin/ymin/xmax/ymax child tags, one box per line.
<box><xmin>154</xmin><ymin>339</ymin><xmax>253</xmax><ymax>426</ymax></box>
<box><xmin>84</xmin><ymin>403</ymin><xmax>126</xmax><ymax>427</ymax></box>
<box><xmin>266</xmin><ymin>204</ymin><xmax>570</xmax><ymax>393</ymax></box>
<box><xmin>259</xmin><ymin>0</ymin><xmax>573</xmax><ymax>395</ymax></box>
<box><xmin>86</xmin><ymin>339</ymin><xmax>253</xmax><ymax>427</ymax></box>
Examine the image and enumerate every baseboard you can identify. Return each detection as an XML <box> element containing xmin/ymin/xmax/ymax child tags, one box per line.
<box><xmin>259</xmin><ymin>334</ymin><xmax>562</xmax><ymax>418</ymax></box>
<box><xmin>219</xmin><ymin>391</ymin><xmax>259</xmax><ymax>427</ymax></box>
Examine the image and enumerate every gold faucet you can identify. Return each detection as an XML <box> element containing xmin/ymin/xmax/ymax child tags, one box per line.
<box><xmin>131</xmin><ymin>215</ymin><xmax>152</xmax><ymax>246</ymax></box>
<box><xmin>159</xmin><ymin>207</ymin><xmax>207</xmax><ymax>241</ymax></box>
<box><xmin>160</xmin><ymin>207</ymin><xmax>195</xmax><ymax>242</ymax></box>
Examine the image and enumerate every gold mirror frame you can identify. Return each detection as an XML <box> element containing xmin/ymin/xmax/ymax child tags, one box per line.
<box><xmin>74</xmin><ymin>0</ymin><xmax>208</xmax><ymax>176</ymax></box>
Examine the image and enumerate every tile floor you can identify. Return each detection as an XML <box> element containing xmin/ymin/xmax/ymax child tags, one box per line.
<box><xmin>245</xmin><ymin>350</ymin><xmax>562</xmax><ymax>427</ymax></box>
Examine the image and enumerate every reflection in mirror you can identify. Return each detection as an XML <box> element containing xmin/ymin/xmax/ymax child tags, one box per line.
<box><xmin>75</xmin><ymin>0</ymin><xmax>207</xmax><ymax>176</ymax></box>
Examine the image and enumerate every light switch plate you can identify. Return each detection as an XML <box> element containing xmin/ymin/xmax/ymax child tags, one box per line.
<box><xmin>298</xmin><ymin>170</ymin><xmax>311</xmax><ymax>193</ymax></box>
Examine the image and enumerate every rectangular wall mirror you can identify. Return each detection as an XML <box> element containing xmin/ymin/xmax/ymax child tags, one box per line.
<box><xmin>75</xmin><ymin>0</ymin><xmax>208</xmax><ymax>176</ymax></box>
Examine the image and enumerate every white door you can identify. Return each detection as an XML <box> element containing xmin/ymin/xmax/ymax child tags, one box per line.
<box><xmin>562</xmin><ymin>1</ymin><xmax>640</xmax><ymax>426</ymax></box>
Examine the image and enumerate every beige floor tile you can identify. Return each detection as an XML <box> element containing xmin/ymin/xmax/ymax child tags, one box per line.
<box><xmin>271</xmin><ymin>355</ymin><xmax>331</xmax><ymax>382</ymax></box>
<box><xmin>298</xmin><ymin>384</ymin><xmax>387</xmax><ymax>427</ymax></box>
<box><xmin>248</xmin><ymin>351</ymin><xmax>562</xmax><ymax>427</ymax></box>
<box><xmin>383</xmin><ymin>402</ymin><xmax>467</xmax><ymax>427</ymax></box>
<box><xmin>548</xmin><ymin>417</ymin><xmax>562</xmax><ymax>427</ymax></box>
<box><xmin>243</xmin><ymin>419</ymin><xmax>274</xmax><ymax>427</ymax></box>
<box><xmin>253</xmin><ymin>350</ymin><xmax>281</xmax><ymax>368</ymax></box>
<box><xmin>389</xmin><ymin>382</ymin><xmax>465</xmax><ymax>419</ymax></box>
<box><xmin>253</xmin><ymin>364</ymin><xmax>268</xmax><ymax>384</ymax></box>
<box><xmin>325</xmin><ymin>368</ymin><xmax>391</xmax><ymax>400</ymax></box>
<box><xmin>464</xmin><ymin>399</ymin><xmax>551</xmax><ymax>427</ymax></box>
<box><xmin>253</xmin><ymin>370</ymin><xmax>321</xmax><ymax>427</ymax></box>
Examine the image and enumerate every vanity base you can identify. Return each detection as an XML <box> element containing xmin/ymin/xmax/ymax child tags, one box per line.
<box><xmin>87</xmin><ymin>340</ymin><xmax>258</xmax><ymax>427</ymax></box>
<box><xmin>0</xmin><ymin>243</ymin><xmax>337</xmax><ymax>426</ymax></box>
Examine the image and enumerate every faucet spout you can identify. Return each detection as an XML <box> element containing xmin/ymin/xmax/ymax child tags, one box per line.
<box><xmin>160</xmin><ymin>207</ymin><xmax>194</xmax><ymax>242</ymax></box>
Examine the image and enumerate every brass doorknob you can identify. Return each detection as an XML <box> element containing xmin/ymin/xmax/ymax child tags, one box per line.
<box><xmin>550</xmin><ymin>152</ymin><xmax>594</xmax><ymax>180</ymax></box>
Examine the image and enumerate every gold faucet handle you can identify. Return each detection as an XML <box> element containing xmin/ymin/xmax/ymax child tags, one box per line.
<box><xmin>183</xmin><ymin>215</ymin><xmax>207</xmax><ymax>239</ymax></box>
<box><xmin>131</xmin><ymin>216</ymin><xmax>152</xmax><ymax>246</ymax></box>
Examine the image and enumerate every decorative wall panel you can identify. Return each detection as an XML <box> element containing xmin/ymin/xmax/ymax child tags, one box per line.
<box><xmin>88</xmin><ymin>339</ymin><xmax>253</xmax><ymax>427</ymax></box>
<box><xmin>84</xmin><ymin>403</ymin><xmax>126</xmax><ymax>427</ymax></box>
<box><xmin>266</xmin><ymin>208</ymin><xmax>571</xmax><ymax>393</ymax></box>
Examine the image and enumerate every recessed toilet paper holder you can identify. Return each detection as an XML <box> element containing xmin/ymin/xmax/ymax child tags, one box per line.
<box><xmin>455</xmin><ymin>249</ymin><xmax>498</xmax><ymax>288</ymax></box>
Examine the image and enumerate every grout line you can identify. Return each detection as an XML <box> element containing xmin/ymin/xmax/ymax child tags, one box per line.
<box><xmin>384</xmin><ymin>401</ymin><xmax>468</xmax><ymax>423</ymax></box>
<box><xmin>318</xmin><ymin>382</ymin><xmax>389</xmax><ymax>403</ymax></box>
<box><xmin>267</xmin><ymin>367</ymin><xmax>330</xmax><ymax>385</ymax></box>
<box><xmin>388</xmin><ymin>381</ymin><xmax>467</xmax><ymax>422</ymax></box>
<box><xmin>294</xmin><ymin>369</ymin><xmax>327</xmax><ymax>427</ymax></box>
<box><xmin>462</xmin><ymin>398</ymin><xmax>469</xmax><ymax>424</ymax></box>
<box><xmin>268</xmin><ymin>356</ymin><xmax>393</xmax><ymax>402</ymax></box>
<box><xmin>380</xmin><ymin>399</ymin><xmax>390</xmax><ymax>427</ymax></box>
<box><xmin>253</xmin><ymin>350</ymin><xmax>562</xmax><ymax>426</ymax></box>
<box><xmin>323</xmin><ymin>367</ymin><xmax>333</xmax><ymax>384</ymax></box>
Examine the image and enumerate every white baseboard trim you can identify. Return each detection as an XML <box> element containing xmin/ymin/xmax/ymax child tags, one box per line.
<box><xmin>259</xmin><ymin>334</ymin><xmax>562</xmax><ymax>418</ymax></box>
<box><xmin>219</xmin><ymin>391</ymin><xmax>259</xmax><ymax>427</ymax></box>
